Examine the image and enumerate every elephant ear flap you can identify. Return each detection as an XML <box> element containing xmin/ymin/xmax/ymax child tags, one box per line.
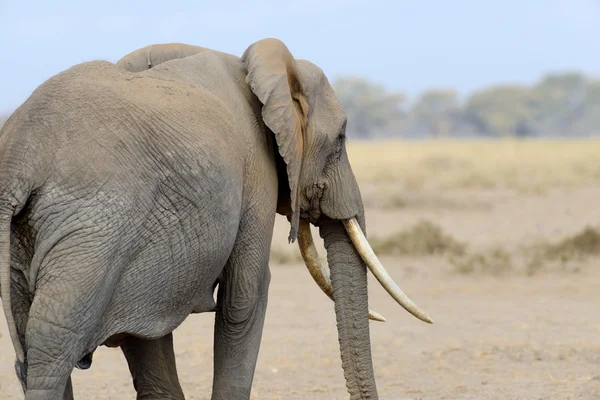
<box><xmin>241</xmin><ymin>38</ymin><xmax>308</xmax><ymax>243</ymax></box>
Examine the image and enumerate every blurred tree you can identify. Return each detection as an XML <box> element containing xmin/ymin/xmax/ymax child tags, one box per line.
<box><xmin>461</xmin><ymin>85</ymin><xmax>537</xmax><ymax>137</ymax></box>
<box><xmin>529</xmin><ymin>72</ymin><xmax>589</xmax><ymax>135</ymax></box>
<box><xmin>410</xmin><ymin>89</ymin><xmax>460</xmax><ymax>137</ymax></box>
<box><xmin>330</xmin><ymin>71</ymin><xmax>600</xmax><ymax>139</ymax></box>
<box><xmin>577</xmin><ymin>80</ymin><xmax>600</xmax><ymax>135</ymax></box>
<box><xmin>332</xmin><ymin>76</ymin><xmax>406</xmax><ymax>139</ymax></box>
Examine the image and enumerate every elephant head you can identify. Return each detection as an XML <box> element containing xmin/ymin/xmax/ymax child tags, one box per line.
<box><xmin>242</xmin><ymin>38</ymin><xmax>433</xmax><ymax>398</ymax></box>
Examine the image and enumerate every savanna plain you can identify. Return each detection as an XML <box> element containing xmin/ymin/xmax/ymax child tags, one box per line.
<box><xmin>1</xmin><ymin>139</ymin><xmax>599</xmax><ymax>399</ymax></box>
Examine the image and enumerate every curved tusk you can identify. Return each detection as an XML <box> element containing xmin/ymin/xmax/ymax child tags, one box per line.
<box><xmin>297</xmin><ymin>219</ymin><xmax>386</xmax><ymax>322</ymax></box>
<box><xmin>297</xmin><ymin>219</ymin><xmax>333</xmax><ymax>298</ymax></box>
<box><xmin>342</xmin><ymin>218</ymin><xmax>434</xmax><ymax>324</ymax></box>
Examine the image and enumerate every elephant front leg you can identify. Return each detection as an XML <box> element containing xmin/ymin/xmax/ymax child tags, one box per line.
<box><xmin>211</xmin><ymin>231</ymin><xmax>271</xmax><ymax>400</ymax></box>
<box><xmin>121</xmin><ymin>333</ymin><xmax>185</xmax><ymax>400</ymax></box>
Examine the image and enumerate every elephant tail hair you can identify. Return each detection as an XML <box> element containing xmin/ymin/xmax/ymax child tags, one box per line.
<box><xmin>0</xmin><ymin>200</ymin><xmax>26</xmax><ymax>365</ymax></box>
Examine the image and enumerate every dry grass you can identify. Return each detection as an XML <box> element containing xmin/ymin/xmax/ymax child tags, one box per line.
<box><xmin>269</xmin><ymin>139</ymin><xmax>600</xmax><ymax>274</ymax></box>
<box><xmin>370</xmin><ymin>220</ymin><xmax>466</xmax><ymax>257</ymax></box>
<box><xmin>451</xmin><ymin>226</ymin><xmax>600</xmax><ymax>276</ymax></box>
<box><xmin>539</xmin><ymin>226</ymin><xmax>600</xmax><ymax>260</ymax></box>
<box><xmin>270</xmin><ymin>217</ymin><xmax>600</xmax><ymax>275</ymax></box>
<box><xmin>347</xmin><ymin>138</ymin><xmax>600</xmax><ymax>192</ymax></box>
<box><xmin>523</xmin><ymin>226</ymin><xmax>600</xmax><ymax>275</ymax></box>
<box><xmin>361</xmin><ymin>190</ymin><xmax>491</xmax><ymax>211</ymax></box>
<box><xmin>367</xmin><ymin>219</ymin><xmax>514</xmax><ymax>276</ymax></box>
<box><xmin>366</xmin><ymin>217</ymin><xmax>600</xmax><ymax>276</ymax></box>
<box><xmin>270</xmin><ymin>247</ymin><xmax>303</xmax><ymax>265</ymax></box>
<box><xmin>450</xmin><ymin>247</ymin><xmax>514</xmax><ymax>276</ymax></box>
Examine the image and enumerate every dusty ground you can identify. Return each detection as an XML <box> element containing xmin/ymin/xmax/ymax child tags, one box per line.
<box><xmin>1</xmin><ymin>186</ymin><xmax>600</xmax><ymax>399</ymax></box>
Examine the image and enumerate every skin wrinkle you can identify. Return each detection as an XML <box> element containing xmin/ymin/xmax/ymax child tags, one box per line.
<box><xmin>33</xmin><ymin>225</ymin><xmax>105</xmax><ymax>293</ymax></box>
<box><xmin>9</xmin><ymin>269</ymin><xmax>31</xmax><ymax>354</ymax></box>
<box><xmin>29</xmin><ymin>184</ymin><xmax>106</xmax><ymax>244</ymax></box>
<box><xmin>115</xmin><ymin>194</ymin><xmax>206</xmax><ymax>321</ymax></box>
<box><xmin>30</xmin><ymin>243</ymin><xmax>115</xmax><ymax>351</ymax></box>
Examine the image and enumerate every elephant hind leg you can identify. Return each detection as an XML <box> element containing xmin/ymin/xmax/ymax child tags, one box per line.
<box><xmin>121</xmin><ymin>333</ymin><xmax>185</xmax><ymax>400</ymax></box>
<box><xmin>24</xmin><ymin>249</ymin><xmax>120</xmax><ymax>399</ymax></box>
<box><xmin>24</xmin><ymin>300</ymin><xmax>101</xmax><ymax>400</ymax></box>
<box><xmin>7</xmin><ymin>260</ymin><xmax>75</xmax><ymax>399</ymax></box>
<box><xmin>23</xmin><ymin>311</ymin><xmax>85</xmax><ymax>400</ymax></box>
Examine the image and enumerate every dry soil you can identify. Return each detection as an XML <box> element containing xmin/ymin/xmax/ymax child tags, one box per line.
<box><xmin>1</xmin><ymin>187</ymin><xmax>599</xmax><ymax>399</ymax></box>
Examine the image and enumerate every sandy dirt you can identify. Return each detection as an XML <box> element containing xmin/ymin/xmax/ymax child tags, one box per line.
<box><xmin>1</xmin><ymin>187</ymin><xmax>600</xmax><ymax>399</ymax></box>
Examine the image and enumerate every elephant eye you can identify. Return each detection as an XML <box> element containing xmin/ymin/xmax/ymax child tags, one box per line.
<box><xmin>329</xmin><ymin>127</ymin><xmax>346</xmax><ymax>162</ymax></box>
<box><xmin>329</xmin><ymin>121</ymin><xmax>346</xmax><ymax>162</ymax></box>
<box><xmin>336</xmin><ymin>120</ymin><xmax>347</xmax><ymax>145</ymax></box>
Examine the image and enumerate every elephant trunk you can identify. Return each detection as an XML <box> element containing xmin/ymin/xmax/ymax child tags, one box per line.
<box><xmin>320</xmin><ymin>220</ymin><xmax>378</xmax><ymax>400</ymax></box>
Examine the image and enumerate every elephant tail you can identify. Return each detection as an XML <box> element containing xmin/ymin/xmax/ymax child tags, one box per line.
<box><xmin>1</xmin><ymin>109</ymin><xmax>52</xmax><ymax>371</ymax></box>
<box><xmin>0</xmin><ymin>206</ymin><xmax>25</xmax><ymax>365</ymax></box>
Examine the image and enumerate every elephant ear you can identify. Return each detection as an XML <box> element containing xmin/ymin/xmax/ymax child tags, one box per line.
<box><xmin>241</xmin><ymin>38</ymin><xmax>308</xmax><ymax>243</ymax></box>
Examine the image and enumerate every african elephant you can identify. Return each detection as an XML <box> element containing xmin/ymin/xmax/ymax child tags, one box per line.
<box><xmin>115</xmin><ymin>42</ymin><xmax>208</xmax><ymax>72</ymax></box>
<box><xmin>0</xmin><ymin>38</ymin><xmax>432</xmax><ymax>400</ymax></box>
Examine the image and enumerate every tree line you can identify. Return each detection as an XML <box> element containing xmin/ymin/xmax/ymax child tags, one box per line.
<box><xmin>1</xmin><ymin>71</ymin><xmax>598</xmax><ymax>139</ymax></box>
<box><xmin>334</xmin><ymin>72</ymin><xmax>600</xmax><ymax>139</ymax></box>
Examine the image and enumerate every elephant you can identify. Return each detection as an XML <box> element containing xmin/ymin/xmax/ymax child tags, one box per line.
<box><xmin>0</xmin><ymin>37</ymin><xmax>433</xmax><ymax>400</ymax></box>
<box><xmin>115</xmin><ymin>42</ymin><xmax>208</xmax><ymax>72</ymax></box>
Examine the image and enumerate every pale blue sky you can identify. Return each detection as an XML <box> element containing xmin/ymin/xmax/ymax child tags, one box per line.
<box><xmin>1</xmin><ymin>0</ymin><xmax>599</xmax><ymax>113</ymax></box>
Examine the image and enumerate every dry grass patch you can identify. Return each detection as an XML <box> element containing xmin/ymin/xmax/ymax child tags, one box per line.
<box><xmin>368</xmin><ymin>220</ymin><xmax>600</xmax><ymax>276</ymax></box>
<box><xmin>270</xmin><ymin>247</ymin><xmax>303</xmax><ymax>265</ymax></box>
<box><xmin>450</xmin><ymin>247</ymin><xmax>514</xmax><ymax>276</ymax></box>
<box><xmin>270</xmin><ymin>220</ymin><xmax>600</xmax><ymax>274</ymax></box>
<box><xmin>452</xmin><ymin>226</ymin><xmax>600</xmax><ymax>276</ymax></box>
<box><xmin>347</xmin><ymin>138</ymin><xmax>600</xmax><ymax>192</ymax></box>
<box><xmin>540</xmin><ymin>226</ymin><xmax>600</xmax><ymax>260</ymax></box>
<box><xmin>361</xmin><ymin>189</ymin><xmax>492</xmax><ymax>211</ymax></box>
<box><xmin>524</xmin><ymin>226</ymin><xmax>600</xmax><ymax>275</ymax></box>
<box><xmin>370</xmin><ymin>219</ymin><xmax>466</xmax><ymax>257</ymax></box>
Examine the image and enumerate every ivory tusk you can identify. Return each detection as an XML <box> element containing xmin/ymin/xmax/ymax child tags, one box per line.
<box><xmin>342</xmin><ymin>218</ymin><xmax>434</xmax><ymax>324</ymax></box>
<box><xmin>297</xmin><ymin>219</ymin><xmax>386</xmax><ymax>322</ymax></box>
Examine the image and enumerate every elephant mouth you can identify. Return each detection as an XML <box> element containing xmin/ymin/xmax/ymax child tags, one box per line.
<box><xmin>296</xmin><ymin>217</ymin><xmax>434</xmax><ymax>324</ymax></box>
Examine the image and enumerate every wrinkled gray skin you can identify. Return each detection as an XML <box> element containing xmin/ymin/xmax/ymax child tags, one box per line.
<box><xmin>115</xmin><ymin>42</ymin><xmax>209</xmax><ymax>72</ymax></box>
<box><xmin>0</xmin><ymin>38</ymin><xmax>377</xmax><ymax>399</ymax></box>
